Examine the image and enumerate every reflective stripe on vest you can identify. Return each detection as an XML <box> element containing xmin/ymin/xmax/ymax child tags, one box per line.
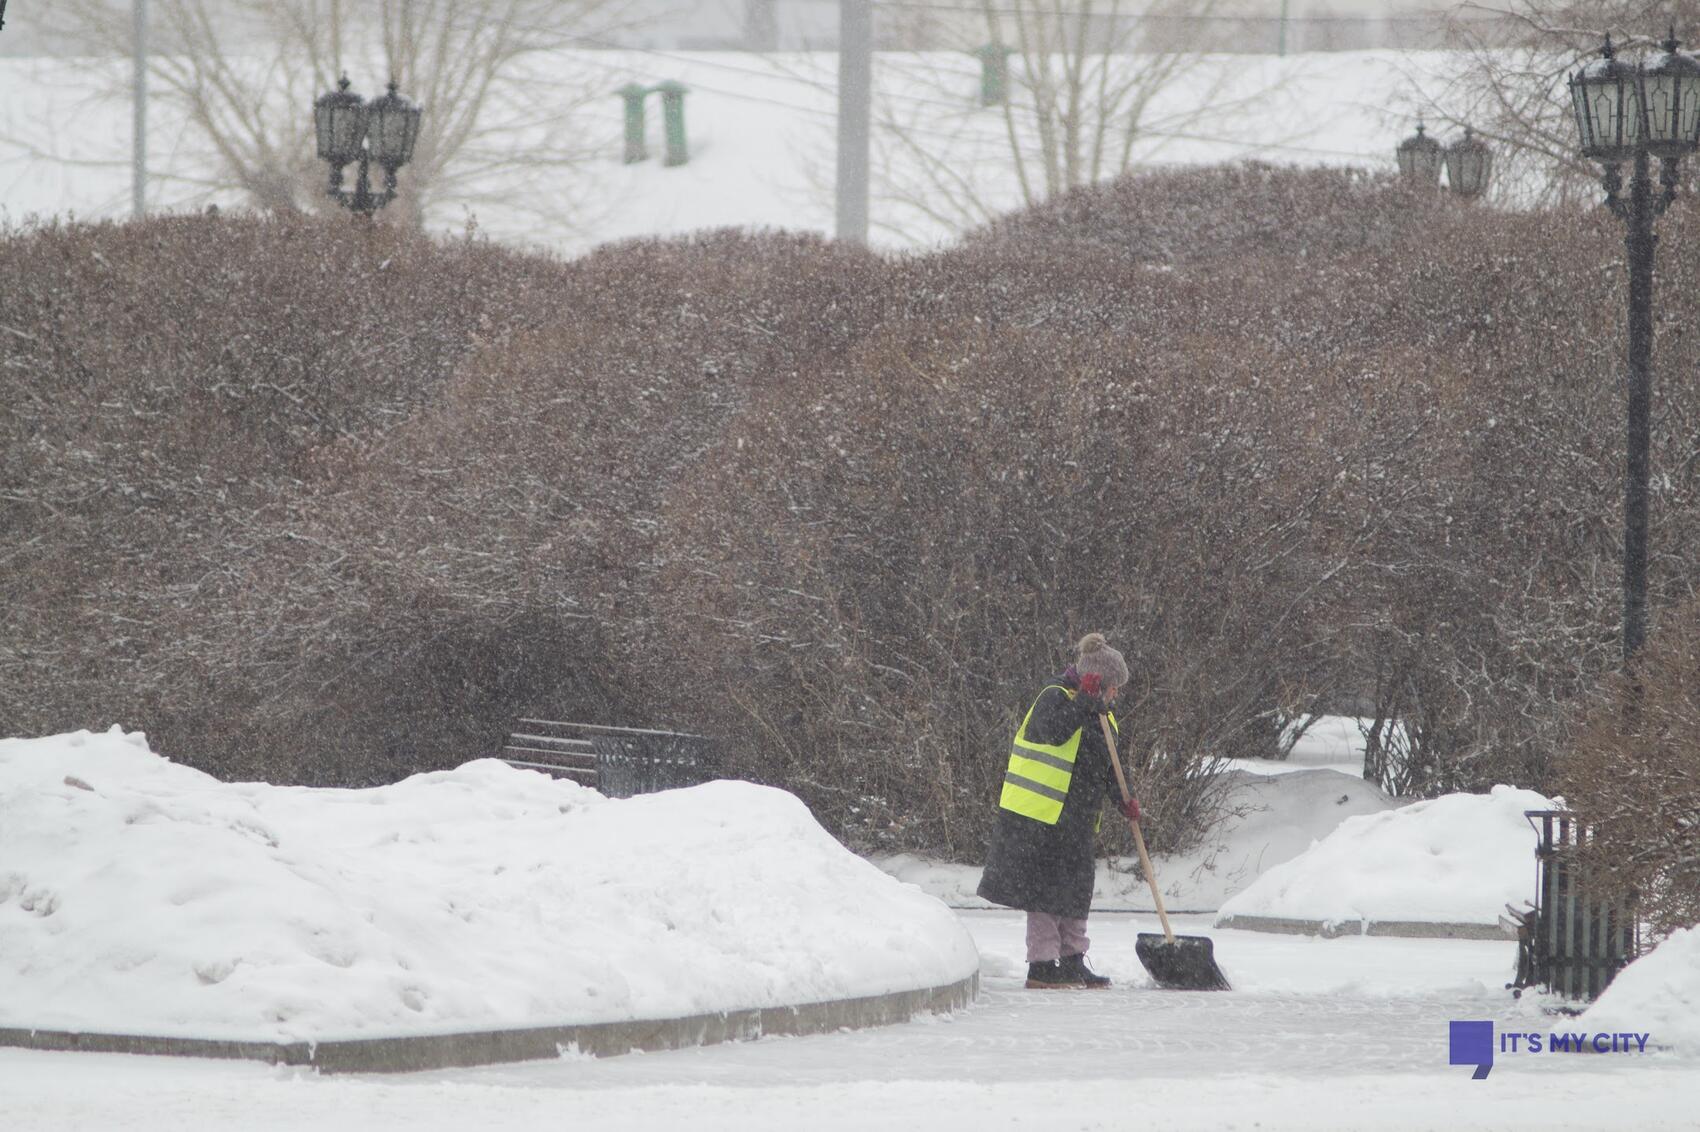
<box><xmin>998</xmin><ymin>686</ymin><xmax>1119</xmax><ymax>825</ymax></box>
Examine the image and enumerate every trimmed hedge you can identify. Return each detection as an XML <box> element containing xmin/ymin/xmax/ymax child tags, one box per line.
<box><xmin>6</xmin><ymin>167</ymin><xmax>1699</xmax><ymax>858</ymax></box>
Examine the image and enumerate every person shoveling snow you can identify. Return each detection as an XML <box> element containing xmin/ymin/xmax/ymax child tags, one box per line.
<box><xmin>977</xmin><ymin>633</ymin><xmax>1143</xmax><ymax>990</ymax></box>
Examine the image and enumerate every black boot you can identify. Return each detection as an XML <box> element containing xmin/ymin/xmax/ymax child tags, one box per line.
<box><xmin>1025</xmin><ymin>959</ymin><xmax>1085</xmax><ymax>989</ymax></box>
<box><xmin>1058</xmin><ymin>953</ymin><xmax>1111</xmax><ymax>989</ymax></box>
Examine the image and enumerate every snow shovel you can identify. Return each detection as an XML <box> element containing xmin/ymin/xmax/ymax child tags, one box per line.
<box><xmin>1098</xmin><ymin>715</ymin><xmax>1231</xmax><ymax>991</ymax></box>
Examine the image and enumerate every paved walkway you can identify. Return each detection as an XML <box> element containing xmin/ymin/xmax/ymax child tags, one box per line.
<box><xmin>436</xmin><ymin>911</ymin><xmax>1639</xmax><ymax>1086</ymax></box>
<box><xmin>4</xmin><ymin>912</ymin><xmax>1693</xmax><ymax>1131</ymax></box>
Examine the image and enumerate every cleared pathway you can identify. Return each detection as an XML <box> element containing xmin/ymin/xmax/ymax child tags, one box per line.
<box><xmin>4</xmin><ymin>912</ymin><xmax>1693</xmax><ymax>1130</ymax></box>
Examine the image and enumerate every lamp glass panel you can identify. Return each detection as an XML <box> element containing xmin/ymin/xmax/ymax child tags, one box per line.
<box><xmin>1571</xmin><ymin>81</ymin><xmax>1595</xmax><ymax>150</ymax></box>
<box><xmin>1642</xmin><ymin>48</ymin><xmax>1700</xmax><ymax>152</ymax></box>
<box><xmin>1682</xmin><ymin>72</ymin><xmax>1700</xmax><ymax>142</ymax></box>
<box><xmin>369</xmin><ymin>103</ymin><xmax>421</xmax><ymax>167</ymax></box>
<box><xmin>1421</xmin><ymin>147</ymin><xmax>1443</xmax><ymax>181</ymax></box>
<box><xmin>1618</xmin><ymin>76</ymin><xmax>1645</xmax><ymax>146</ymax></box>
<box><xmin>1586</xmin><ymin>83</ymin><xmax>1620</xmax><ymax>148</ymax></box>
<box><xmin>1586</xmin><ymin>80</ymin><xmax>1642</xmax><ymax>151</ymax></box>
<box><xmin>332</xmin><ymin>105</ymin><xmax>366</xmax><ymax>163</ymax></box>
<box><xmin>1458</xmin><ymin>149</ymin><xmax>1490</xmax><ymax>194</ymax></box>
<box><xmin>369</xmin><ymin>106</ymin><xmax>396</xmax><ymax>164</ymax></box>
<box><xmin>1397</xmin><ymin>133</ymin><xmax>1443</xmax><ymax>183</ymax></box>
<box><xmin>314</xmin><ymin>104</ymin><xmax>334</xmax><ymax>159</ymax></box>
<box><xmin>1646</xmin><ymin>72</ymin><xmax>1679</xmax><ymax>144</ymax></box>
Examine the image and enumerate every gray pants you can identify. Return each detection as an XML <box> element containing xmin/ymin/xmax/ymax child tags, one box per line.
<box><xmin>1025</xmin><ymin>911</ymin><xmax>1090</xmax><ymax>962</ymax></box>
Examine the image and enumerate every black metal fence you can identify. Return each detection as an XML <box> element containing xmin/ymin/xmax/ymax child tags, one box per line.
<box><xmin>587</xmin><ymin>728</ymin><xmax>719</xmax><ymax>799</ymax></box>
<box><xmin>1509</xmin><ymin>810</ymin><xmax>1639</xmax><ymax>1001</ymax></box>
<box><xmin>499</xmin><ymin>718</ymin><xmax>719</xmax><ymax>798</ymax></box>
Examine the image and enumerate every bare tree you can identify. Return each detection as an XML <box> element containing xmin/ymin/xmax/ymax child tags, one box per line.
<box><xmin>44</xmin><ymin>0</ymin><xmax>622</xmax><ymax>233</ymax></box>
<box><xmin>1431</xmin><ymin>1</ymin><xmax>1700</xmax><ymax>205</ymax></box>
<box><xmin>1565</xmin><ymin>600</ymin><xmax>1700</xmax><ymax>941</ymax></box>
<box><xmin>863</xmin><ymin>0</ymin><xmax>1287</xmax><ymax>241</ymax></box>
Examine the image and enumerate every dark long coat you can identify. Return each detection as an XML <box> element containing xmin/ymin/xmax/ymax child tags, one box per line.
<box><xmin>976</xmin><ymin>675</ymin><xmax>1121</xmax><ymax>919</ymax></box>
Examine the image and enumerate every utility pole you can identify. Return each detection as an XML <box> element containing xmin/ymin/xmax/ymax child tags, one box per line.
<box><xmin>745</xmin><ymin>0</ymin><xmax>778</xmax><ymax>52</ymax></box>
<box><xmin>836</xmin><ymin>0</ymin><xmax>871</xmax><ymax>245</ymax></box>
<box><xmin>133</xmin><ymin>0</ymin><xmax>148</xmax><ymax>217</ymax></box>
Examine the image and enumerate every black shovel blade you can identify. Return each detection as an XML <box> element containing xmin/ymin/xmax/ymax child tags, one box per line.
<box><xmin>1135</xmin><ymin>932</ymin><xmax>1231</xmax><ymax>991</ymax></box>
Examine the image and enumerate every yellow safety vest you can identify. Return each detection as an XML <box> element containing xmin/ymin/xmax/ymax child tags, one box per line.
<box><xmin>997</xmin><ymin>685</ymin><xmax>1117</xmax><ymax>825</ymax></box>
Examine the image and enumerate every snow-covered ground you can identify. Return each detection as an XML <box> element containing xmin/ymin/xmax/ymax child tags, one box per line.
<box><xmin>1216</xmin><ymin>785</ymin><xmax>1553</xmax><ymax>929</ymax></box>
<box><xmin>7</xmin><ymin>720</ymin><xmax>1693</xmax><ymax>1130</ymax></box>
<box><xmin>0</xmin><ymin>728</ymin><xmax>976</xmax><ymax>1042</ymax></box>
<box><xmin>4</xmin><ymin>911</ymin><xmax>1693</xmax><ymax>1131</ymax></box>
<box><xmin>0</xmin><ymin>48</ymin><xmax>1454</xmax><ymax>254</ymax></box>
<box><xmin>2</xmin><ymin>725</ymin><xmax>1693</xmax><ymax>1129</ymax></box>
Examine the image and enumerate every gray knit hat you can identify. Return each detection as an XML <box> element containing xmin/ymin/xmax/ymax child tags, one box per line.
<box><xmin>1075</xmin><ymin>631</ymin><xmax>1130</xmax><ymax>690</ymax></box>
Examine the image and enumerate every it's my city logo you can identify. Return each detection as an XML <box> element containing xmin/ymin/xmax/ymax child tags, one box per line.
<box><xmin>1449</xmin><ymin>1020</ymin><xmax>1653</xmax><ymax>1079</ymax></box>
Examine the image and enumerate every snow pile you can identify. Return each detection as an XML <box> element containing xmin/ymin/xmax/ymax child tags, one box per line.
<box><xmin>1149</xmin><ymin>769</ymin><xmax>1397</xmax><ymax>909</ymax></box>
<box><xmin>0</xmin><ymin>728</ymin><xmax>978</xmax><ymax>1042</ymax></box>
<box><xmin>1215</xmin><ymin>784</ymin><xmax>1553</xmax><ymax>929</ymax></box>
<box><xmin>879</xmin><ymin>767</ymin><xmax>1395</xmax><ymax>912</ymax></box>
<box><xmin>1582</xmin><ymin>927</ymin><xmax>1700</xmax><ymax>1052</ymax></box>
<box><xmin>1223</xmin><ymin>714</ymin><xmax>1372</xmax><ymax>778</ymax></box>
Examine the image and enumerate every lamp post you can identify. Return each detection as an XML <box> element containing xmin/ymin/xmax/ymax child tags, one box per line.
<box><xmin>1397</xmin><ymin>122</ymin><xmax>1493</xmax><ymax>197</ymax></box>
<box><xmin>313</xmin><ymin>76</ymin><xmax>422</xmax><ymax>216</ymax></box>
<box><xmin>1396</xmin><ymin>122</ymin><xmax>1444</xmax><ymax>186</ymax></box>
<box><xmin>1444</xmin><ymin>127</ymin><xmax>1493</xmax><ymax>198</ymax></box>
<box><xmin>1569</xmin><ymin>32</ymin><xmax>1700</xmax><ymax>664</ymax></box>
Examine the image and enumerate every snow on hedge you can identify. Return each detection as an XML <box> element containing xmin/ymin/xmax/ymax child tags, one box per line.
<box><xmin>0</xmin><ymin>728</ymin><xmax>978</xmax><ymax>1042</ymax></box>
<box><xmin>1215</xmin><ymin>785</ymin><xmax>1553</xmax><ymax>928</ymax></box>
<box><xmin>1582</xmin><ymin>927</ymin><xmax>1700</xmax><ymax>1052</ymax></box>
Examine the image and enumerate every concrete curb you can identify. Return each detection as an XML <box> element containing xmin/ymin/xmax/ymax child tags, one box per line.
<box><xmin>1214</xmin><ymin>913</ymin><xmax>1512</xmax><ymax>940</ymax></box>
<box><xmin>0</xmin><ymin>970</ymin><xmax>979</xmax><ymax>1074</ymax></box>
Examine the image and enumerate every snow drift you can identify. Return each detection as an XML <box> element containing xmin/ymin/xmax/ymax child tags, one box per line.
<box><xmin>879</xmin><ymin>766</ymin><xmax>1394</xmax><ymax>912</ymax></box>
<box><xmin>0</xmin><ymin>728</ymin><xmax>978</xmax><ymax>1042</ymax></box>
<box><xmin>1215</xmin><ymin>784</ymin><xmax>1553</xmax><ymax>929</ymax></box>
<box><xmin>1581</xmin><ymin>926</ymin><xmax>1700</xmax><ymax>1053</ymax></box>
<box><xmin>1159</xmin><ymin>769</ymin><xmax>1397</xmax><ymax>909</ymax></box>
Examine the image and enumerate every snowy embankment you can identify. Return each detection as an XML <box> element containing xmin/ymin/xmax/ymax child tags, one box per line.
<box><xmin>0</xmin><ymin>728</ymin><xmax>978</xmax><ymax>1043</ymax></box>
<box><xmin>1582</xmin><ymin>927</ymin><xmax>1700</xmax><ymax>1052</ymax></box>
<box><xmin>1216</xmin><ymin>785</ymin><xmax>1553</xmax><ymax>931</ymax></box>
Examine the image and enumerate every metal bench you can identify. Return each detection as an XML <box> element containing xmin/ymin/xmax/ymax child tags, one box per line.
<box><xmin>498</xmin><ymin>718</ymin><xmax>719</xmax><ymax>799</ymax></box>
<box><xmin>1508</xmin><ymin>810</ymin><xmax>1640</xmax><ymax>1001</ymax></box>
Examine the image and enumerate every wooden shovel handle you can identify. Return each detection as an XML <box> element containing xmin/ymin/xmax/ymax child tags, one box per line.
<box><xmin>1099</xmin><ymin>714</ymin><xmax>1177</xmax><ymax>944</ymax></box>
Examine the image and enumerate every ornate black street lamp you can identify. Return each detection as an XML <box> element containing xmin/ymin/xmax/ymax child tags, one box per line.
<box><xmin>1397</xmin><ymin>122</ymin><xmax>1493</xmax><ymax>198</ymax></box>
<box><xmin>313</xmin><ymin>76</ymin><xmax>422</xmax><ymax>216</ymax></box>
<box><xmin>1569</xmin><ymin>32</ymin><xmax>1700</xmax><ymax>664</ymax></box>
<box><xmin>1396</xmin><ymin>122</ymin><xmax>1444</xmax><ymax>186</ymax></box>
<box><xmin>1444</xmin><ymin>128</ymin><xmax>1493</xmax><ymax>198</ymax></box>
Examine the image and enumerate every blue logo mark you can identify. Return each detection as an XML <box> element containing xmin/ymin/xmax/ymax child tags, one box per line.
<box><xmin>1448</xmin><ymin>1020</ymin><xmax>1653</xmax><ymax>1077</ymax></box>
<box><xmin>1450</xmin><ymin>1020</ymin><xmax>1494</xmax><ymax>1079</ymax></box>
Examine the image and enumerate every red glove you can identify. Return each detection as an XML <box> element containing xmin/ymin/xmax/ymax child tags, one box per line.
<box><xmin>1079</xmin><ymin>671</ymin><xmax>1103</xmax><ymax>698</ymax></box>
<box><xmin>1119</xmin><ymin>796</ymin><xmax>1142</xmax><ymax>824</ymax></box>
